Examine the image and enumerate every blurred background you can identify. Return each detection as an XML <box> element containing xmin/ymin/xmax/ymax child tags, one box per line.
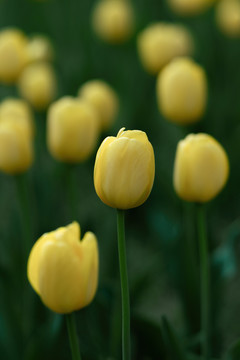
<box><xmin>0</xmin><ymin>0</ymin><xmax>240</xmax><ymax>359</ymax></box>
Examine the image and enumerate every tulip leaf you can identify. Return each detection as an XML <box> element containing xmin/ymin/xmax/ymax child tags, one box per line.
<box><xmin>161</xmin><ymin>316</ymin><xmax>187</xmax><ymax>360</ymax></box>
<box><xmin>223</xmin><ymin>339</ymin><xmax>240</xmax><ymax>360</ymax></box>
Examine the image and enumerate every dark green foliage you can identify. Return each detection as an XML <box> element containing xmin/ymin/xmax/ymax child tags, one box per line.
<box><xmin>0</xmin><ymin>0</ymin><xmax>240</xmax><ymax>359</ymax></box>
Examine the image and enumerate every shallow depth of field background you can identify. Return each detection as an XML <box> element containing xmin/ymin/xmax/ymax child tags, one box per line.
<box><xmin>0</xmin><ymin>0</ymin><xmax>240</xmax><ymax>359</ymax></box>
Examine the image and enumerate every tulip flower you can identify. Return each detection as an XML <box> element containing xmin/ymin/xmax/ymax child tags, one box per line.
<box><xmin>27</xmin><ymin>35</ymin><xmax>54</xmax><ymax>63</ymax></box>
<box><xmin>0</xmin><ymin>118</ymin><xmax>33</xmax><ymax>175</ymax></box>
<box><xmin>173</xmin><ymin>133</ymin><xmax>229</xmax><ymax>203</ymax></box>
<box><xmin>27</xmin><ymin>222</ymin><xmax>99</xmax><ymax>314</ymax></box>
<box><xmin>173</xmin><ymin>133</ymin><xmax>229</xmax><ymax>359</ymax></box>
<box><xmin>28</xmin><ymin>222</ymin><xmax>98</xmax><ymax>360</ymax></box>
<box><xmin>156</xmin><ymin>57</ymin><xmax>207</xmax><ymax>125</ymax></box>
<box><xmin>0</xmin><ymin>98</ymin><xmax>34</xmax><ymax>138</ymax></box>
<box><xmin>168</xmin><ymin>0</ymin><xmax>216</xmax><ymax>16</ymax></box>
<box><xmin>18</xmin><ymin>62</ymin><xmax>57</xmax><ymax>110</ymax></box>
<box><xmin>94</xmin><ymin>127</ymin><xmax>155</xmax><ymax>209</ymax></box>
<box><xmin>92</xmin><ymin>0</ymin><xmax>134</xmax><ymax>44</ymax></box>
<box><xmin>216</xmin><ymin>0</ymin><xmax>240</xmax><ymax>38</ymax></box>
<box><xmin>137</xmin><ymin>23</ymin><xmax>193</xmax><ymax>75</ymax></box>
<box><xmin>0</xmin><ymin>101</ymin><xmax>35</xmax><ymax>260</ymax></box>
<box><xmin>94</xmin><ymin>127</ymin><xmax>154</xmax><ymax>359</ymax></box>
<box><xmin>47</xmin><ymin>97</ymin><xmax>99</xmax><ymax>163</ymax></box>
<box><xmin>0</xmin><ymin>28</ymin><xmax>28</xmax><ymax>84</ymax></box>
<box><xmin>78</xmin><ymin>80</ymin><xmax>119</xmax><ymax>131</ymax></box>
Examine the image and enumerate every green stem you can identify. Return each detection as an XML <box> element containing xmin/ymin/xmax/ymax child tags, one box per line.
<box><xmin>15</xmin><ymin>174</ymin><xmax>32</xmax><ymax>261</ymax></box>
<box><xmin>197</xmin><ymin>204</ymin><xmax>210</xmax><ymax>360</ymax></box>
<box><xmin>66</xmin><ymin>313</ymin><xmax>82</xmax><ymax>360</ymax></box>
<box><xmin>117</xmin><ymin>209</ymin><xmax>131</xmax><ymax>360</ymax></box>
<box><xmin>182</xmin><ymin>202</ymin><xmax>200</xmax><ymax>334</ymax></box>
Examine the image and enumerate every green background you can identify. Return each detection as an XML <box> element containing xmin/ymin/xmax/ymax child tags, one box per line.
<box><xmin>0</xmin><ymin>0</ymin><xmax>240</xmax><ymax>359</ymax></box>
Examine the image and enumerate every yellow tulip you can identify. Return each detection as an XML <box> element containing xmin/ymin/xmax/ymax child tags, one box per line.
<box><xmin>94</xmin><ymin>128</ymin><xmax>155</xmax><ymax>209</ymax></box>
<box><xmin>216</xmin><ymin>0</ymin><xmax>240</xmax><ymax>37</ymax></box>
<box><xmin>92</xmin><ymin>0</ymin><xmax>134</xmax><ymax>44</ymax></box>
<box><xmin>0</xmin><ymin>28</ymin><xmax>28</xmax><ymax>84</ymax></box>
<box><xmin>18</xmin><ymin>62</ymin><xmax>57</xmax><ymax>110</ymax></box>
<box><xmin>78</xmin><ymin>80</ymin><xmax>119</xmax><ymax>130</ymax></box>
<box><xmin>0</xmin><ymin>118</ymin><xmax>33</xmax><ymax>174</ymax></box>
<box><xmin>47</xmin><ymin>97</ymin><xmax>99</xmax><ymax>163</ymax></box>
<box><xmin>27</xmin><ymin>35</ymin><xmax>54</xmax><ymax>63</ymax></box>
<box><xmin>27</xmin><ymin>222</ymin><xmax>99</xmax><ymax>314</ymax></box>
<box><xmin>0</xmin><ymin>98</ymin><xmax>34</xmax><ymax>138</ymax></box>
<box><xmin>173</xmin><ymin>133</ymin><xmax>229</xmax><ymax>202</ymax></box>
<box><xmin>137</xmin><ymin>23</ymin><xmax>193</xmax><ymax>75</ymax></box>
<box><xmin>156</xmin><ymin>57</ymin><xmax>207</xmax><ymax>125</ymax></box>
<box><xmin>168</xmin><ymin>0</ymin><xmax>216</xmax><ymax>16</ymax></box>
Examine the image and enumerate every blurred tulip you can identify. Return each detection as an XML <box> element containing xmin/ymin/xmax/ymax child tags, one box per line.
<box><xmin>94</xmin><ymin>127</ymin><xmax>155</xmax><ymax>209</ymax></box>
<box><xmin>27</xmin><ymin>35</ymin><xmax>54</xmax><ymax>63</ymax></box>
<box><xmin>137</xmin><ymin>23</ymin><xmax>193</xmax><ymax>75</ymax></box>
<box><xmin>168</xmin><ymin>0</ymin><xmax>216</xmax><ymax>16</ymax></box>
<box><xmin>27</xmin><ymin>222</ymin><xmax>99</xmax><ymax>314</ymax></box>
<box><xmin>0</xmin><ymin>28</ymin><xmax>28</xmax><ymax>84</ymax></box>
<box><xmin>216</xmin><ymin>0</ymin><xmax>240</xmax><ymax>37</ymax></box>
<box><xmin>92</xmin><ymin>0</ymin><xmax>134</xmax><ymax>44</ymax></box>
<box><xmin>0</xmin><ymin>118</ymin><xmax>33</xmax><ymax>174</ymax></box>
<box><xmin>173</xmin><ymin>133</ymin><xmax>229</xmax><ymax>202</ymax></box>
<box><xmin>47</xmin><ymin>97</ymin><xmax>99</xmax><ymax>163</ymax></box>
<box><xmin>156</xmin><ymin>57</ymin><xmax>207</xmax><ymax>125</ymax></box>
<box><xmin>0</xmin><ymin>98</ymin><xmax>34</xmax><ymax>138</ymax></box>
<box><xmin>78</xmin><ymin>80</ymin><xmax>119</xmax><ymax>130</ymax></box>
<box><xmin>18</xmin><ymin>62</ymin><xmax>57</xmax><ymax>110</ymax></box>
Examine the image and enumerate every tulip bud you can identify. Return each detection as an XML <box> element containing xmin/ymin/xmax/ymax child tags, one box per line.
<box><xmin>168</xmin><ymin>0</ymin><xmax>216</xmax><ymax>16</ymax></box>
<box><xmin>92</xmin><ymin>0</ymin><xmax>134</xmax><ymax>44</ymax></box>
<box><xmin>0</xmin><ymin>98</ymin><xmax>34</xmax><ymax>138</ymax></box>
<box><xmin>173</xmin><ymin>133</ymin><xmax>229</xmax><ymax>203</ymax></box>
<box><xmin>94</xmin><ymin>128</ymin><xmax>155</xmax><ymax>209</ymax></box>
<box><xmin>78</xmin><ymin>80</ymin><xmax>119</xmax><ymax>130</ymax></box>
<box><xmin>0</xmin><ymin>118</ymin><xmax>33</xmax><ymax>174</ymax></box>
<box><xmin>0</xmin><ymin>28</ymin><xmax>28</xmax><ymax>84</ymax></box>
<box><xmin>27</xmin><ymin>35</ymin><xmax>54</xmax><ymax>63</ymax></box>
<box><xmin>27</xmin><ymin>222</ymin><xmax>99</xmax><ymax>314</ymax></box>
<box><xmin>18</xmin><ymin>62</ymin><xmax>57</xmax><ymax>110</ymax></box>
<box><xmin>47</xmin><ymin>97</ymin><xmax>99</xmax><ymax>163</ymax></box>
<box><xmin>137</xmin><ymin>23</ymin><xmax>193</xmax><ymax>75</ymax></box>
<box><xmin>216</xmin><ymin>0</ymin><xmax>240</xmax><ymax>38</ymax></box>
<box><xmin>156</xmin><ymin>57</ymin><xmax>207</xmax><ymax>125</ymax></box>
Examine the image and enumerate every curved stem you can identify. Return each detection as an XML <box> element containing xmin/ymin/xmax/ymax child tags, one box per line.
<box><xmin>66</xmin><ymin>313</ymin><xmax>82</xmax><ymax>360</ymax></box>
<box><xmin>117</xmin><ymin>209</ymin><xmax>131</xmax><ymax>360</ymax></box>
<box><xmin>197</xmin><ymin>204</ymin><xmax>210</xmax><ymax>360</ymax></box>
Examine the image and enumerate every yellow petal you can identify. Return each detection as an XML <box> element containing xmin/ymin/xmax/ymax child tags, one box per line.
<box><xmin>94</xmin><ymin>129</ymin><xmax>155</xmax><ymax>209</ymax></box>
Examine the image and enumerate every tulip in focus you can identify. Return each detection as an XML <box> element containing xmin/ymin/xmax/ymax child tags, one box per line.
<box><xmin>168</xmin><ymin>0</ymin><xmax>216</xmax><ymax>16</ymax></box>
<box><xmin>0</xmin><ymin>118</ymin><xmax>33</xmax><ymax>174</ymax></box>
<box><xmin>18</xmin><ymin>62</ymin><xmax>57</xmax><ymax>110</ymax></box>
<box><xmin>47</xmin><ymin>97</ymin><xmax>99</xmax><ymax>163</ymax></box>
<box><xmin>78</xmin><ymin>80</ymin><xmax>119</xmax><ymax>130</ymax></box>
<box><xmin>92</xmin><ymin>0</ymin><xmax>134</xmax><ymax>44</ymax></box>
<box><xmin>0</xmin><ymin>28</ymin><xmax>28</xmax><ymax>84</ymax></box>
<box><xmin>156</xmin><ymin>57</ymin><xmax>207</xmax><ymax>125</ymax></box>
<box><xmin>94</xmin><ymin>128</ymin><xmax>155</xmax><ymax>209</ymax></box>
<box><xmin>137</xmin><ymin>23</ymin><xmax>193</xmax><ymax>75</ymax></box>
<box><xmin>27</xmin><ymin>35</ymin><xmax>54</xmax><ymax>63</ymax></box>
<box><xmin>216</xmin><ymin>0</ymin><xmax>240</xmax><ymax>37</ymax></box>
<box><xmin>27</xmin><ymin>222</ymin><xmax>99</xmax><ymax>314</ymax></box>
<box><xmin>0</xmin><ymin>98</ymin><xmax>34</xmax><ymax>138</ymax></box>
<box><xmin>173</xmin><ymin>133</ymin><xmax>229</xmax><ymax>202</ymax></box>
